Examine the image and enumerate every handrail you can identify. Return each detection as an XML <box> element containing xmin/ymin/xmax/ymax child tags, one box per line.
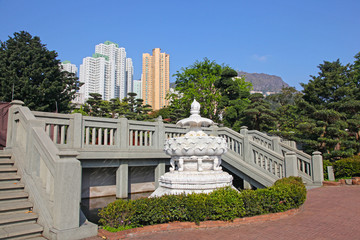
<box><xmin>13</xmin><ymin>108</ymin><xmax>323</xmax><ymax>188</ymax></box>
<box><xmin>6</xmin><ymin>102</ymin><xmax>93</xmax><ymax>239</ymax></box>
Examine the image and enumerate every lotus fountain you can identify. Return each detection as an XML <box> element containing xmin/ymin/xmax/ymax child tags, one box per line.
<box><xmin>151</xmin><ymin>99</ymin><xmax>234</xmax><ymax>197</ymax></box>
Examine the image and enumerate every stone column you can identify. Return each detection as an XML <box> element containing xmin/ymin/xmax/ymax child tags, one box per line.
<box><xmin>240</xmin><ymin>126</ymin><xmax>251</xmax><ymax>163</ymax></box>
<box><xmin>116</xmin><ymin>160</ymin><xmax>128</xmax><ymax>198</ymax></box>
<box><xmin>53</xmin><ymin>151</ymin><xmax>81</xmax><ymax>230</ymax></box>
<box><xmin>6</xmin><ymin>100</ymin><xmax>24</xmax><ymax>149</ymax></box>
<box><xmin>272</xmin><ymin>136</ymin><xmax>282</xmax><ymax>154</ymax></box>
<box><xmin>118</xmin><ymin>118</ymin><xmax>128</xmax><ymax>149</ymax></box>
<box><xmin>71</xmin><ymin>113</ymin><xmax>82</xmax><ymax>149</ymax></box>
<box><xmin>155</xmin><ymin>159</ymin><xmax>166</xmax><ymax>188</ymax></box>
<box><xmin>154</xmin><ymin>116</ymin><xmax>165</xmax><ymax>149</ymax></box>
<box><xmin>243</xmin><ymin>178</ymin><xmax>252</xmax><ymax>190</ymax></box>
<box><xmin>312</xmin><ymin>151</ymin><xmax>323</xmax><ymax>185</ymax></box>
<box><xmin>285</xmin><ymin>151</ymin><xmax>298</xmax><ymax>177</ymax></box>
<box><xmin>327</xmin><ymin>166</ymin><xmax>335</xmax><ymax>181</ymax></box>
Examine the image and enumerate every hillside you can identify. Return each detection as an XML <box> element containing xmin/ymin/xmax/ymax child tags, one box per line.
<box><xmin>237</xmin><ymin>71</ymin><xmax>289</xmax><ymax>93</ymax></box>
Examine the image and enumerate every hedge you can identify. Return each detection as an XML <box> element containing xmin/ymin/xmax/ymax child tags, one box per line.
<box><xmin>98</xmin><ymin>176</ymin><xmax>306</xmax><ymax>230</ymax></box>
<box><xmin>332</xmin><ymin>155</ymin><xmax>360</xmax><ymax>179</ymax></box>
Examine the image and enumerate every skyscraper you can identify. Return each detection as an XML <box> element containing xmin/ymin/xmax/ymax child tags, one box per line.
<box><xmin>79</xmin><ymin>41</ymin><xmax>133</xmax><ymax>102</ymax></box>
<box><xmin>60</xmin><ymin>60</ymin><xmax>78</xmax><ymax>74</ymax></box>
<box><xmin>142</xmin><ymin>48</ymin><xmax>169</xmax><ymax>110</ymax></box>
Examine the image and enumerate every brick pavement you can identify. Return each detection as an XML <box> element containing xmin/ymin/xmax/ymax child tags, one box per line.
<box><xmin>84</xmin><ymin>185</ymin><xmax>360</xmax><ymax>240</ymax></box>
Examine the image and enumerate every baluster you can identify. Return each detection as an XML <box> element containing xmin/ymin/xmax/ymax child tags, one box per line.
<box><xmin>264</xmin><ymin>156</ymin><xmax>268</xmax><ymax>170</ymax></box>
<box><xmin>104</xmin><ymin>129</ymin><xmax>108</xmax><ymax>145</ymax></box>
<box><xmin>140</xmin><ymin>131</ymin><xmax>143</xmax><ymax>146</ymax></box>
<box><xmin>302</xmin><ymin>160</ymin><xmax>305</xmax><ymax>173</ymax></box>
<box><xmin>45</xmin><ymin>124</ymin><xmax>50</xmax><ymax>136</ymax></box>
<box><xmin>92</xmin><ymin>127</ymin><xmax>96</xmax><ymax>145</ymax></box>
<box><xmin>253</xmin><ymin>150</ymin><xmax>257</xmax><ymax>164</ymax></box>
<box><xmin>129</xmin><ymin>130</ymin><xmax>133</xmax><ymax>146</ymax></box>
<box><xmin>86</xmin><ymin>127</ymin><xmax>90</xmax><ymax>145</ymax></box>
<box><xmin>135</xmin><ymin>130</ymin><xmax>138</xmax><ymax>146</ymax></box>
<box><xmin>149</xmin><ymin>131</ymin><xmax>152</xmax><ymax>146</ymax></box>
<box><xmin>110</xmin><ymin>129</ymin><xmax>114</xmax><ymax>145</ymax></box>
<box><xmin>60</xmin><ymin>125</ymin><xmax>65</xmax><ymax>144</ymax></box>
<box><xmin>98</xmin><ymin>128</ymin><xmax>102</xmax><ymax>145</ymax></box>
<box><xmin>54</xmin><ymin>125</ymin><xmax>58</xmax><ymax>144</ymax></box>
<box><xmin>145</xmin><ymin>131</ymin><xmax>148</xmax><ymax>146</ymax></box>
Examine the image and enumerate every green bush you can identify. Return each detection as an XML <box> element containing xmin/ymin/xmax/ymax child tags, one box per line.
<box><xmin>98</xmin><ymin>177</ymin><xmax>306</xmax><ymax>230</ymax></box>
<box><xmin>333</xmin><ymin>155</ymin><xmax>360</xmax><ymax>178</ymax></box>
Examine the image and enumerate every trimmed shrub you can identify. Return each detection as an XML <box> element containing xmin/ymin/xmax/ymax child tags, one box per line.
<box><xmin>333</xmin><ymin>155</ymin><xmax>360</xmax><ymax>178</ymax></box>
<box><xmin>98</xmin><ymin>177</ymin><xmax>306</xmax><ymax>230</ymax></box>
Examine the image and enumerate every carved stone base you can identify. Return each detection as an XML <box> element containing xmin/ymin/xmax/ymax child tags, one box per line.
<box><xmin>150</xmin><ymin>170</ymin><xmax>233</xmax><ymax>197</ymax></box>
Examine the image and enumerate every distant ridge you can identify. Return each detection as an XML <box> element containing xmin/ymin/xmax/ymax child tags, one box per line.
<box><xmin>237</xmin><ymin>71</ymin><xmax>289</xmax><ymax>93</ymax></box>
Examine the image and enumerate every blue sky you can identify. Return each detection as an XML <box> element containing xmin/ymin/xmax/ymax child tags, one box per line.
<box><xmin>1</xmin><ymin>0</ymin><xmax>359</xmax><ymax>90</ymax></box>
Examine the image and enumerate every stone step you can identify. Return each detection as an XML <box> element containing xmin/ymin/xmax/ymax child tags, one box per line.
<box><xmin>0</xmin><ymin>158</ymin><xmax>14</xmax><ymax>165</ymax></box>
<box><xmin>0</xmin><ymin>173</ymin><xmax>21</xmax><ymax>181</ymax></box>
<box><xmin>0</xmin><ymin>191</ymin><xmax>28</xmax><ymax>201</ymax></box>
<box><xmin>0</xmin><ymin>201</ymin><xmax>33</xmax><ymax>213</ymax></box>
<box><xmin>0</xmin><ymin>182</ymin><xmax>25</xmax><ymax>191</ymax></box>
<box><xmin>0</xmin><ymin>167</ymin><xmax>17</xmax><ymax>173</ymax></box>
<box><xmin>0</xmin><ymin>212</ymin><xmax>38</xmax><ymax>226</ymax></box>
<box><xmin>0</xmin><ymin>223</ymin><xmax>43</xmax><ymax>239</ymax></box>
<box><xmin>0</xmin><ymin>153</ymin><xmax>12</xmax><ymax>159</ymax></box>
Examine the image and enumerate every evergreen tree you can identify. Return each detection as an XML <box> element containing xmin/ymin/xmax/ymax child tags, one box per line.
<box><xmin>239</xmin><ymin>93</ymin><xmax>276</xmax><ymax>132</ymax></box>
<box><xmin>214</xmin><ymin>69</ymin><xmax>252</xmax><ymax>131</ymax></box>
<box><xmin>0</xmin><ymin>31</ymin><xmax>79</xmax><ymax>112</ymax></box>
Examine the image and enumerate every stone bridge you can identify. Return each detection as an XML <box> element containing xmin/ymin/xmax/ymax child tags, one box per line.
<box><xmin>1</xmin><ymin>100</ymin><xmax>323</xmax><ymax>239</ymax></box>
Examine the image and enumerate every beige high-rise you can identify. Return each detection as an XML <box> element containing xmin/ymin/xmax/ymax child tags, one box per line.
<box><xmin>142</xmin><ymin>48</ymin><xmax>169</xmax><ymax>110</ymax></box>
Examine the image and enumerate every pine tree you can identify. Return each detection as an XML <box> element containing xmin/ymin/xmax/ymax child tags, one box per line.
<box><xmin>0</xmin><ymin>31</ymin><xmax>79</xmax><ymax>112</ymax></box>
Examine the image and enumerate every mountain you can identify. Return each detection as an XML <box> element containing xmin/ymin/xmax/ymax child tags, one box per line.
<box><xmin>237</xmin><ymin>71</ymin><xmax>289</xmax><ymax>93</ymax></box>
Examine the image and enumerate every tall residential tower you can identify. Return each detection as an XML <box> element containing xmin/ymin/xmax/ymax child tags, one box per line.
<box><xmin>79</xmin><ymin>41</ymin><xmax>133</xmax><ymax>102</ymax></box>
<box><xmin>142</xmin><ymin>48</ymin><xmax>169</xmax><ymax>110</ymax></box>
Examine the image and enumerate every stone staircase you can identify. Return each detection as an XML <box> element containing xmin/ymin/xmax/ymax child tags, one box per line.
<box><xmin>0</xmin><ymin>153</ymin><xmax>46</xmax><ymax>240</ymax></box>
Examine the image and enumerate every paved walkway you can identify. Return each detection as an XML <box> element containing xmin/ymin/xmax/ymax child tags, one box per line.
<box><xmin>85</xmin><ymin>185</ymin><xmax>360</xmax><ymax>240</ymax></box>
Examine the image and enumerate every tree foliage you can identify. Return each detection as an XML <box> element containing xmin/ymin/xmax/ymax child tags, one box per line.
<box><xmin>171</xmin><ymin>58</ymin><xmax>227</xmax><ymax>122</ymax></box>
<box><xmin>0</xmin><ymin>31</ymin><xmax>80</xmax><ymax>112</ymax></box>
<box><xmin>268</xmin><ymin>54</ymin><xmax>360</xmax><ymax>160</ymax></box>
<box><xmin>214</xmin><ymin>69</ymin><xmax>252</xmax><ymax>130</ymax></box>
<box><xmin>77</xmin><ymin>92</ymin><xmax>152</xmax><ymax>121</ymax></box>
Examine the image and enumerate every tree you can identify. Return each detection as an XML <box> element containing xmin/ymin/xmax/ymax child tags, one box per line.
<box><xmin>0</xmin><ymin>31</ymin><xmax>80</xmax><ymax>112</ymax></box>
<box><xmin>86</xmin><ymin>93</ymin><xmax>111</xmax><ymax>117</ymax></box>
<box><xmin>172</xmin><ymin>58</ymin><xmax>228</xmax><ymax>122</ymax></box>
<box><xmin>239</xmin><ymin>93</ymin><xmax>276</xmax><ymax>132</ymax></box>
<box><xmin>296</xmin><ymin>56</ymin><xmax>360</xmax><ymax>160</ymax></box>
<box><xmin>214</xmin><ymin>69</ymin><xmax>252</xmax><ymax>131</ymax></box>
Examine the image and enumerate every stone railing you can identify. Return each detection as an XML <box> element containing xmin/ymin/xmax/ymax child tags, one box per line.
<box><xmin>5</xmin><ymin>101</ymin><xmax>97</xmax><ymax>240</ymax></box>
<box><xmin>32</xmin><ymin>109</ymin><xmax>323</xmax><ymax>187</ymax></box>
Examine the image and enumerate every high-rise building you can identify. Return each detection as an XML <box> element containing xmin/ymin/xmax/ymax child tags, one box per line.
<box><xmin>79</xmin><ymin>41</ymin><xmax>133</xmax><ymax>102</ymax></box>
<box><xmin>60</xmin><ymin>60</ymin><xmax>78</xmax><ymax>74</ymax></box>
<box><xmin>60</xmin><ymin>61</ymin><xmax>84</xmax><ymax>105</ymax></box>
<box><xmin>133</xmin><ymin>79</ymin><xmax>142</xmax><ymax>99</ymax></box>
<box><xmin>142</xmin><ymin>48</ymin><xmax>169</xmax><ymax>110</ymax></box>
<box><xmin>126</xmin><ymin>58</ymin><xmax>133</xmax><ymax>94</ymax></box>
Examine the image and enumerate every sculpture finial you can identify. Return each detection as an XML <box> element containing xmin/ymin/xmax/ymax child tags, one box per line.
<box><xmin>190</xmin><ymin>99</ymin><xmax>200</xmax><ymax>116</ymax></box>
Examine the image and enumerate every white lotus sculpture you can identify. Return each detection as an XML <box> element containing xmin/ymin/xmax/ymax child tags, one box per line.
<box><xmin>151</xmin><ymin>99</ymin><xmax>233</xmax><ymax>197</ymax></box>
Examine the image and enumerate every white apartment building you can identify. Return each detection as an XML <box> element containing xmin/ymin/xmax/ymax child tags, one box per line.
<box><xmin>60</xmin><ymin>60</ymin><xmax>78</xmax><ymax>74</ymax></box>
<box><xmin>60</xmin><ymin>61</ymin><xmax>84</xmax><ymax>105</ymax></box>
<box><xmin>79</xmin><ymin>41</ymin><xmax>133</xmax><ymax>102</ymax></box>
